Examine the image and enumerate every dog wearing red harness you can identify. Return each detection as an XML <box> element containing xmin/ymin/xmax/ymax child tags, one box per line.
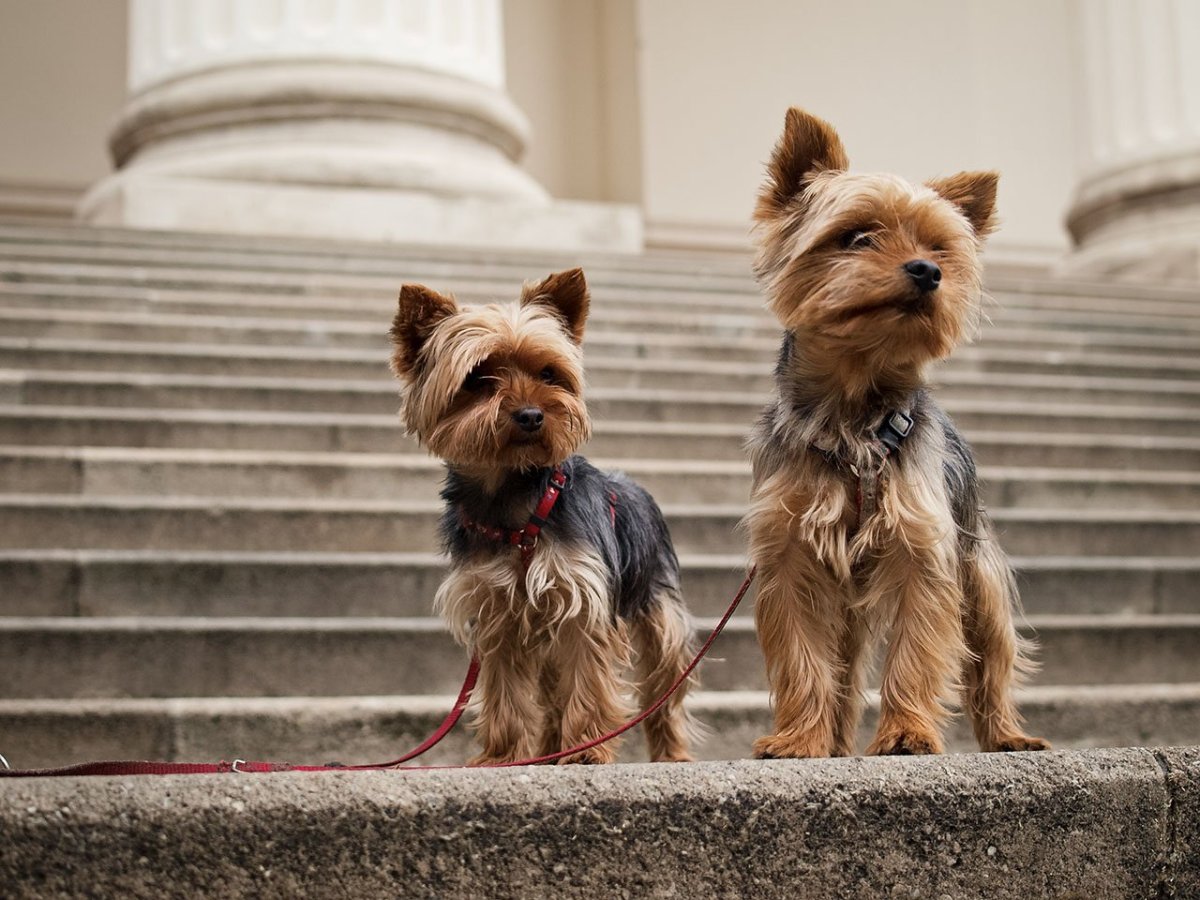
<box><xmin>390</xmin><ymin>268</ymin><xmax>698</xmax><ymax>765</ymax></box>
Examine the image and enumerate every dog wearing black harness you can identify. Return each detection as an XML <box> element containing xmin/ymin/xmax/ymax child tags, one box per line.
<box><xmin>744</xmin><ymin>108</ymin><xmax>1050</xmax><ymax>760</ymax></box>
<box><xmin>389</xmin><ymin>268</ymin><xmax>698</xmax><ymax>765</ymax></box>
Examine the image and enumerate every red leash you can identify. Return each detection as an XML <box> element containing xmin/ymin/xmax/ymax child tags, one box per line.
<box><xmin>0</xmin><ymin>571</ymin><xmax>756</xmax><ymax>778</ymax></box>
<box><xmin>0</xmin><ymin>655</ymin><xmax>485</xmax><ymax>778</ymax></box>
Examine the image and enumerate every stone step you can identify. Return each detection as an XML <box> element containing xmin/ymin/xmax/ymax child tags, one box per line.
<box><xmin>4</xmin><ymin>405</ymin><xmax>1198</xmax><ymax>468</ymax></box>
<box><xmin>0</xmin><ymin>231</ymin><xmax>1149</xmax><ymax>311</ymax></box>
<box><xmin>0</xmin><ymin>494</ymin><xmax>1196</xmax><ymax>556</ymax></box>
<box><xmin>2</xmin><ymin>684</ymin><xmax>1198</xmax><ymax>771</ymax></box>
<box><xmin>6</xmin><ymin>278</ymin><xmax>1200</xmax><ymax>340</ymax></box>
<box><xmin>0</xmin><ymin>219</ymin><xmax>756</xmax><ymax>272</ymax></box>
<box><xmin>3</xmin><ymin>336</ymin><xmax>1197</xmax><ymax>385</ymax></box>
<box><xmin>0</xmin><ymin>244</ymin><xmax>750</xmax><ymax>299</ymax></box>
<box><xmin>0</xmin><ymin>290</ymin><xmax>776</xmax><ymax>335</ymax></box>
<box><xmin>7</xmin><ymin>361</ymin><xmax>1198</xmax><ymax>411</ymax></box>
<box><xmin>0</xmin><ymin>259</ymin><xmax>762</xmax><ymax>307</ymax></box>
<box><xmin>954</xmin><ymin>345</ymin><xmax>1200</xmax><ymax>380</ymax></box>
<box><xmin>4</xmin><ymin>446</ymin><xmax>1198</xmax><ymax>511</ymax></box>
<box><xmin>5</xmin><ymin>304</ymin><xmax>1200</xmax><ymax>357</ymax></box>
<box><xmin>0</xmin><ymin>305</ymin><xmax>785</xmax><ymax>361</ymax></box>
<box><xmin>7</xmin><ymin>349</ymin><xmax>1200</xmax><ymax>412</ymax></box>
<box><xmin>1</xmin><ymin>614</ymin><xmax>1197</xmax><ymax>698</ymax></box>
<box><xmin>4</xmin><ymin>550</ymin><xmax>1194</xmax><ymax>619</ymax></box>
<box><xmin>7</xmin><ymin>254</ymin><xmax>1200</xmax><ymax>323</ymax></box>
<box><xmin>8</xmin><ymin>219</ymin><xmax>1200</xmax><ymax>308</ymax></box>
<box><xmin>3</xmin><ymin>253</ymin><xmax>1200</xmax><ymax>327</ymax></box>
<box><xmin>7</xmin><ymin>370</ymin><xmax>1200</xmax><ymax>436</ymax></box>
<box><xmin>4</xmin><ymin>748</ymin><xmax>1195</xmax><ymax>900</ymax></box>
<box><xmin>3</xmin><ymin>748</ymin><xmax>1198</xmax><ymax>899</ymax></box>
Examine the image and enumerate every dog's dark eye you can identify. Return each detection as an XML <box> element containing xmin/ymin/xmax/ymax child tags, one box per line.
<box><xmin>539</xmin><ymin>366</ymin><xmax>558</xmax><ymax>384</ymax></box>
<box><xmin>840</xmin><ymin>229</ymin><xmax>875</xmax><ymax>250</ymax></box>
<box><xmin>463</xmin><ymin>366</ymin><xmax>488</xmax><ymax>392</ymax></box>
<box><xmin>930</xmin><ymin>243</ymin><xmax>945</xmax><ymax>253</ymax></box>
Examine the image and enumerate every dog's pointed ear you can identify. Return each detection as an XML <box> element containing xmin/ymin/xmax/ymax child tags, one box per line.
<box><xmin>390</xmin><ymin>284</ymin><xmax>458</xmax><ymax>376</ymax></box>
<box><xmin>757</xmin><ymin>107</ymin><xmax>849</xmax><ymax>219</ymax></box>
<box><xmin>521</xmin><ymin>267</ymin><xmax>589</xmax><ymax>344</ymax></box>
<box><xmin>928</xmin><ymin>171</ymin><xmax>999</xmax><ymax>238</ymax></box>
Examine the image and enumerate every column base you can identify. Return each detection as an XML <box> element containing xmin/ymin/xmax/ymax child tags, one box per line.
<box><xmin>1064</xmin><ymin>155</ymin><xmax>1200</xmax><ymax>282</ymax></box>
<box><xmin>77</xmin><ymin>172</ymin><xmax>643</xmax><ymax>253</ymax></box>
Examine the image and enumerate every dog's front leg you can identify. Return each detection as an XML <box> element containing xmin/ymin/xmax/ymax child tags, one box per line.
<box><xmin>468</xmin><ymin>615</ymin><xmax>540</xmax><ymax>766</ymax></box>
<box><xmin>751</xmin><ymin>550</ymin><xmax>851</xmax><ymax>759</ymax></box>
<box><xmin>548</xmin><ymin>617</ymin><xmax>632</xmax><ymax>764</ymax></box>
<box><xmin>747</xmin><ymin>477</ymin><xmax>856</xmax><ymax>759</ymax></box>
<box><xmin>863</xmin><ymin>537</ymin><xmax>966</xmax><ymax>757</ymax></box>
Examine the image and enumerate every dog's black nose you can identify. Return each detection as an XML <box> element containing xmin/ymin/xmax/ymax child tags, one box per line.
<box><xmin>513</xmin><ymin>407</ymin><xmax>544</xmax><ymax>432</ymax></box>
<box><xmin>903</xmin><ymin>259</ymin><xmax>942</xmax><ymax>292</ymax></box>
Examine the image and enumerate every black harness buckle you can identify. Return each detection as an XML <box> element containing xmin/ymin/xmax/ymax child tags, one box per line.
<box><xmin>875</xmin><ymin>410</ymin><xmax>913</xmax><ymax>455</ymax></box>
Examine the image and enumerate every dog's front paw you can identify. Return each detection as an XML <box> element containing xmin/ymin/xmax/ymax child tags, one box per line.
<box><xmin>557</xmin><ymin>746</ymin><xmax>617</xmax><ymax>765</ymax></box>
<box><xmin>468</xmin><ymin>752</ymin><xmax>523</xmax><ymax>767</ymax></box>
<box><xmin>987</xmin><ymin>734</ymin><xmax>1051</xmax><ymax>753</ymax></box>
<box><xmin>752</xmin><ymin>732</ymin><xmax>832</xmax><ymax>759</ymax></box>
<box><xmin>866</xmin><ymin>729</ymin><xmax>943</xmax><ymax>756</ymax></box>
<box><xmin>653</xmin><ymin>752</ymin><xmax>695</xmax><ymax>764</ymax></box>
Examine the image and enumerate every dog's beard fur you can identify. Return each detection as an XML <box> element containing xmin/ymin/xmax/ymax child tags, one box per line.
<box><xmin>744</xmin><ymin>108</ymin><xmax>1048</xmax><ymax>761</ymax></box>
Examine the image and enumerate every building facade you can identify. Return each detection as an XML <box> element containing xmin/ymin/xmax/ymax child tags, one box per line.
<box><xmin>1</xmin><ymin>0</ymin><xmax>1198</xmax><ymax>275</ymax></box>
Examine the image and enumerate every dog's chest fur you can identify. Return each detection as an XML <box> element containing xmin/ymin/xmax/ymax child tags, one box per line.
<box><xmin>435</xmin><ymin>533</ymin><xmax>612</xmax><ymax>647</ymax></box>
<box><xmin>747</xmin><ymin>369</ymin><xmax>962</xmax><ymax>587</ymax></box>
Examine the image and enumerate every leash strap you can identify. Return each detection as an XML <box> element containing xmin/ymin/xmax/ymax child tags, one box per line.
<box><xmin>1</xmin><ymin>570</ymin><xmax>757</xmax><ymax>778</ymax></box>
<box><xmin>854</xmin><ymin>408</ymin><xmax>913</xmax><ymax>522</ymax></box>
<box><xmin>0</xmin><ymin>656</ymin><xmax>484</xmax><ymax>778</ymax></box>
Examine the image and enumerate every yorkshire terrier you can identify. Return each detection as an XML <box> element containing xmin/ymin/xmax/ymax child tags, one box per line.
<box><xmin>389</xmin><ymin>268</ymin><xmax>697</xmax><ymax>765</ymax></box>
<box><xmin>744</xmin><ymin>108</ymin><xmax>1050</xmax><ymax>759</ymax></box>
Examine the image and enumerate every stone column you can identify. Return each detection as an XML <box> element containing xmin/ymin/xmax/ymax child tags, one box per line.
<box><xmin>1064</xmin><ymin>0</ymin><xmax>1200</xmax><ymax>280</ymax></box>
<box><xmin>79</xmin><ymin>0</ymin><xmax>640</xmax><ymax>251</ymax></box>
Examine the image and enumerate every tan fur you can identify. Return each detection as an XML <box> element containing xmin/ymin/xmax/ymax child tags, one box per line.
<box><xmin>438</xmin><ymin>535</ymin><xmax>695</xmax><ymax>765</ymax></box>
<box><xmin>630</xmin><ymin>592</ymin><xmax>701</xmax><ymax>762</ymax></box>
<box><xmin>746</xmin><ymin>109</ymin><xmax>1048</xmax><ymax>759</ymax></box>
<box><xmin>960</xmin><ymin>529</ymin><xmax>1045</xmax><ymax>751</ymax></box>
<box><xmin>390</xmin><ymin>270</ymin><xmax>697</xmax><ymax>765</ymax></box>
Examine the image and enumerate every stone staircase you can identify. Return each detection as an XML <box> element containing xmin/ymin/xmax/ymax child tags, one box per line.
<box><xmin>1</xmin><ymin>219</ymin><xmax>1198</xmax><ymax>770</ymax></box>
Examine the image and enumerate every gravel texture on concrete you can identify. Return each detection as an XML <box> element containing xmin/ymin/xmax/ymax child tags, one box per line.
<box><xmin>1</xmin><ymin>747</ymin><xmax>1196</xmax><ymax>899</ymax></box>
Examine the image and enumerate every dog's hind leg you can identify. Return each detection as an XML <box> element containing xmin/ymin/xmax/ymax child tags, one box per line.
<box><xmin>631</xmin><ymin>591</ymin><xmax>698</xmax><ymax>762</ymax></box>
<box><xmin>960</xmin><ymin>530</ymin><xmax>1050</xmax><ymax>752</ymax></box>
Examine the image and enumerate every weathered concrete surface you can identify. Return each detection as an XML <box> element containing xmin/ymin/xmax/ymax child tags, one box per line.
<box><xmin>1</xmin><ymin>748</ymin><xmax>1196</xmax><ymax>899</ymax></box>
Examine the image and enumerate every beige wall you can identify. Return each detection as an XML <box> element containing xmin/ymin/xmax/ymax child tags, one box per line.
<box><xmin>0</xmin><ymin>0</ymin><xmax>126</xmax><ymax>188</ymax></box>
<box><xmin>635</xmin><ymin>0</ymin><xmax>1078</xmax><ymax>253</ymax></box>
<box><xmin>0</xmin><ymin>0</ymin><xmax>1077</xmax><ymax>254</ymax></box>
<box><xmin>502</xmin><ymin>0</ymin><xmax>641</xmax><ymax>204</ymax></box>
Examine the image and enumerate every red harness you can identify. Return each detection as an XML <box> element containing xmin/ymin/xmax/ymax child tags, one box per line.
<box><xmin>458</xmin><ymin>465</ymin><xmax>570</xmax><ymax>569</ymax></box>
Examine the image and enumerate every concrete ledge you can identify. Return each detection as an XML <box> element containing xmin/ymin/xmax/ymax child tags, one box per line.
<box><xmin>1</xmin><ymin>748</ymin><xmax>1197</xmax><ymax>898</ymax></box>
